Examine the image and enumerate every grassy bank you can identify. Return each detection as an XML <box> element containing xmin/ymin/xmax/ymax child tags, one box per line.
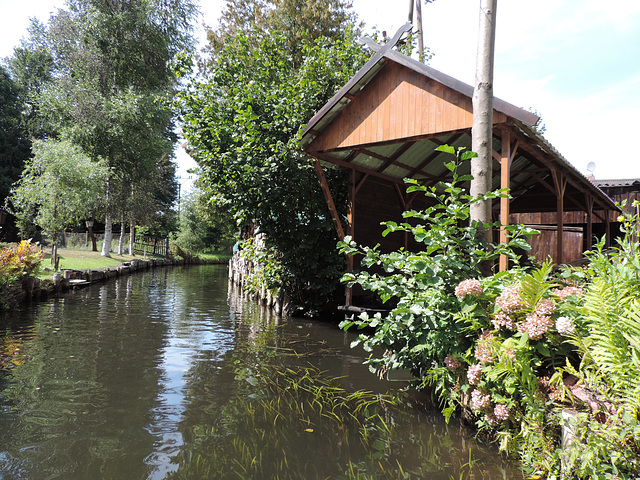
<box><xmin>38</xmin><ymin>248</ymin><xmax>231</xmax><ymax>279</ymax></box>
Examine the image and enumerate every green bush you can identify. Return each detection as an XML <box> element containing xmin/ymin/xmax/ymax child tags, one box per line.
<box><xmin>338</xmin><ymin>145</ymin><xmax>536</xmax><ymax>380</ymax></box>
<box><xmin>340</xmin><ymin>147</ymin><xmax>640</xmax><ymax>477</ymax></box>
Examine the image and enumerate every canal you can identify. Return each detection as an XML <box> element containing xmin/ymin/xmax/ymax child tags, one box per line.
<box><xmin>0</xmin><ymin>264</ymin><xmax>522</xmax><ymax>479</ymax></box>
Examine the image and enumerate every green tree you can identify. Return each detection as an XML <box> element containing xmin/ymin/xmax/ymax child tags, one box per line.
<box><xmin>23</xmin><ymin>0</ymin><xmax>197</xmax><ymax>256</ymax></box>
<box><xmin>204</xmin><ymin>0</ymin><xmax>358</xmax><ymax>64</ymax></box>
<box><xmin>172</xmin><ymin>188</ymin><xmax>235</xmax><ymax>255</ymax></box>
<box><xmin>177</xmin><ymin>19</ymin><xmax>369</xmax><ymax>311</ymax></box>
<box><xmin>4</xmin><ymin>28</ymin><xmax>56</xmax><ymax>140</ymax></box>
<box><xmin>7</xmin><ymin>139</ymin><xmax>108</xmax><ymax>241</ymax></box>
<box><xmin>0</xmin><ymin>66</ymin><xmax>32</xmax><ymax>209</ymax></box>
<box><xmin>470</xmin><ymin>0</ymin><xmax>498</xmax><ymax>243</ymax></box>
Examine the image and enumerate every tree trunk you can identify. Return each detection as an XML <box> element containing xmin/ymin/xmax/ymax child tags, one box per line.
<box><xmin>101</xmin><ymin>176</ymin><xmax>113</xmax><ymax>257</ymax></box>
<box><xmin>470</xmin><ymin>0</ymin><xmax>497</xmax><ymax>244</ymax></box>
<box><xmin>129</xmin><ymin>219</ymin><xmax>135</xmax><ymax>256</ymax></box>
<box><xmin>117</xmin><ymin>211</ymin><xmax>125</xmax><ymax>255</ymax></box>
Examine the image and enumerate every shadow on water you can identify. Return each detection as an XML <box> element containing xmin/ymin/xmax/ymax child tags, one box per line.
<box><xmin>0</xmin><ymin>265</ymin><xmax>522</xmax><ymax>479</ymax></box>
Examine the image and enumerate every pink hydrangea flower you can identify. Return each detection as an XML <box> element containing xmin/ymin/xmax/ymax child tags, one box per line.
<box><xmin>492</xmin><ymin>311</ymin><xmax>516</xmax><ymax>330</ymax></box>
<box><xmin>555</xmin><ymin>316</ymin><xmax>576</xmax><ymax>335</ymax></box>
<box><xmin>496</xmin><ymin>285</ymin><xmax>526</xmax><ymax>314</ymax></box>
<box><xmin>517</xmin><ymin>313</ymin><xmax>554</xmax><ymax>340</ymax></box>
<box><xmin>534</xmin><ymin>298</ymin><xmax>556</xmax><ymax>316</ymax></box>
<box><xmin>467</xmin><ymin>364</ymin><xmax>482</xmax><ymax>385</ymax></box>
<box><xmin>494</xmin><ymin>404</ymin><xmax>510</xmax><ymax>422</ymax></box>
<box><xmin>444</xmin><ymin>354</ymin><xmax>461</xmax><ymax>370</ymax></box>
<box><xmin>471</xmin><ymin>389</ymin><xmax>491</xmax><ymax>411</ymax></box>
<box><xmin>553</xmin><ymin>286</ymin><xmax>584</xmax><ymax>301</ymax></box>
<box><xmin>455</xmin><ymin>279</ymin><xmax>483</xmax><ymax>299</ymax></box>
<box><xmin>484</xmin><ymin>412</ymin><xmax>499</xmax><ymax>426</ymax></box>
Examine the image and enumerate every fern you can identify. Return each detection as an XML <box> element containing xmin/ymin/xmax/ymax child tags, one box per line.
<box><xmin>581</xmin><ymin>274</ymin><xmax>640</xmax><ymax>414</ymax></box>
<box><xmin>518</xmin><ymin>261</ymin><xmax>556</xmax><ymax>311</ymax></box>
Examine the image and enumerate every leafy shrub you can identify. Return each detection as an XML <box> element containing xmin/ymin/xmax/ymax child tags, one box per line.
<box><xmin>0</xmin><ymin>240</ymin><xmax>44</xmax><ymax>309</ymax></box>
<box><xmin>339</xmin><ymin>146</ymin><xmax>640</xmax><ymax>477</ymax></box>
<box><xmin>0</xmin><ymin>240</ymin><xmax>44</xmax><ymax>279</ymax></box>
<box><xmin>338</xmin><ymin>146</ymin><xmax>537</xmax><ymax>381</ymax></box>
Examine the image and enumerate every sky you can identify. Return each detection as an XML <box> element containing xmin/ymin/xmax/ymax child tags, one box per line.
<box><xmin>2</xmin><ymin>0</ymin><xmax>639</xmax><ymax>184</ymax></box>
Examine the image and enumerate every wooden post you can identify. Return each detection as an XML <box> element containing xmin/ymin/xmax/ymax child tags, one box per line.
<box><xmin>585</xmin><ymin>195</ymin><xmax>594</xmax><ymax>252</ymax></box>
<box><xmin>605</xmin><ymin>209</ymin><xmax>611</xmax><ymax>248</ymax></box>
<box><xmin>346</xmin><ymin>169</ymin><xmax>356</xmax><ymax>307</ymax></box>
<box><xmin>499</xmin><ymin>129</ymin><xmax>511</xmax><ymax>271</ymax></box>
<box><xmin>552</xmin><ymin>170</ymin><xmax>567</xmax><ymax>264</ymax></box>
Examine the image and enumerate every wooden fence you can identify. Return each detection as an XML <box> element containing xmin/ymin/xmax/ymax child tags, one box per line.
<box><xmin>61</xmin><ymin>231</ymin><xmax>170</xmax><ymax>257</ymax></box>
<box><xmin>133</xmin><ymin>235</ymin><xmax>170</xmax><ymax>257</ymax></box>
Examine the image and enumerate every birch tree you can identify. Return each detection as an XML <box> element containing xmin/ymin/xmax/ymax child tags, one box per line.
<box><xmin>17</xmin><ymin>0</ymin><xmax>196</xmax><ymax>256</ymax></box>
<box><xmin>470</xmin><ymin>0</ymin><xmax>497</xmax><ymax>243</ymax></box>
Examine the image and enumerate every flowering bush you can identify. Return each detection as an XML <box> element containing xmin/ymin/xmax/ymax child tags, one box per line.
<box><xmin>455</xmin><ymin>279</ymin><xmax>483</xmax><ymax>299</ymax></box>
<box><xmin>0</xmin><ymin>240</ymin><xmax>43</xmax><ymax>279</ymax></box>
<box><xmin>340</xmin><ymin>148</ymin><xmax>640</xmax><ymax>477</ymax></box>
<box><xmin>0</xmin><ymin>240</ymin><xmax>44</xmax><ymax>310</ymax></box>
<box><xmin>339</xmin><ymin>146</ymin><xmax>537</xmax><ymax>382</ymax></box>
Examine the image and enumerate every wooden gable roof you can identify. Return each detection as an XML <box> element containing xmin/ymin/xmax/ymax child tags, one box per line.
<box><xmin>301</xmin><ymin>30</ymin><xmax>619</xmax><ymax>271</ymax></box>
<box><xmin>308</xmin><ymin>60</ymin><xmax>506</xmax><ymax>152</ymax></box>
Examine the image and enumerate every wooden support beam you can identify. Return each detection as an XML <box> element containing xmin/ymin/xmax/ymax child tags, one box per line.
<box><xmin>605</xmin><ymin>209</ymin><xmax>611</xmax><ymax>248</ymax></box>
<box><xmin>551</xmin><ymin>169</ymin><xmax>567</xmax><ymax>264</ymax></box>
<box><xmin>585</xmin><ymin>194</ymin><xmax>594</xmax><ymax>252</ymax></box>
<box><xmin>318</xmin><ymin>129</ymin><xmax>469</xmax><ymax>154</ymax></box>
<box><xmin>393</xmin><ymin>183</ymin><xmax>410</xmax><ymax>249</ymax></box>
<box><xmin>355</xmin><ymin>172</ymin><xmax>369</xmax><ymax>194</ymax></box>
<box><xmin>346</xmin><ymin>168</ymin><xmax>356</xmax><ymax>306</ymax></box>
<box><xmin>376</xmin><ymin>143</ymin><xmax>413</xmax><ymax>173</ymax></box>
<box><xmin>499</xmin><ymin>129</ymin><xmax>512</xmax><ymax>271</ymax></box>
<box><xmin>310</xmin><ymin>151</ymin><xmax>408</xmax><ymax>186</ymax></box>
<box><xmin>314</xmin><ymin>159</ymin><xmax>345</xmax><ymax>241</ymax></box>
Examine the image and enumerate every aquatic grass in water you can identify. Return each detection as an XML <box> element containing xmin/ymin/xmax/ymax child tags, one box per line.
<box><xmin>169</xmin><ymin>354</ymin><xmax>514</xmax><ymax>479</ymax></box>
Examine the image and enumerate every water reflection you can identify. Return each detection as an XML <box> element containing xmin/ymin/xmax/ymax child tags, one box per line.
<box><xmin>0</xmin><ymin>265</ymin><xmax>522</xmax><ymax>479</ymax></box>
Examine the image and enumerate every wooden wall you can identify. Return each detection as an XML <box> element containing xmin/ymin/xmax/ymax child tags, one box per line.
<box><xmin>310</xmin><ymin>61</ymin><xmax>507</xmax><ymax>152</ymax></box>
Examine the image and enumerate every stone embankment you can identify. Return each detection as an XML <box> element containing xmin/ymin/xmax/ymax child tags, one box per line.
<box><xmin>8</xmin><ymin>257</ymin><xmax>225</xmax><ymax>306</ymax></box>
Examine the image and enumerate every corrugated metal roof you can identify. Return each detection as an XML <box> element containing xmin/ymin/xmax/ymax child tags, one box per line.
<box><xmin>595</xmin><ymin>179</ymin><xmax>640</xmax><ymax>188</ymax></box>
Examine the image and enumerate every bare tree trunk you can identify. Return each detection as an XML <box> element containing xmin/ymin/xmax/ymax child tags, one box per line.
<box><xmin>129</xmin><ymin>219</ymin><xmax>135</xmax><ymax>256</ymax></box>
<box><xmin>471</xmin><ymin>0</ymin><xmax>498</xmax><ymax>244</ymax></box>
<box><xmin>129</xmin><ymin>185</ymin><xmax>135</xmax><ymax>256</ymax></box>
<box><xmin>117</xmin><ymin>211</ymin><xmax>125</xmax><ymax>255</ymax></box>
<box><xmin>101</xmin><ymin>176</ymin><xmax>113</xmax><ymax>257</ymax></box>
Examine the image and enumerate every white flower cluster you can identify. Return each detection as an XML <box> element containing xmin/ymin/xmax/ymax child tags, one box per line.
<box><xmin>555</xmin><ymin>316</ymin><xmax>575</xmax><ymax>335</ymax></box>
<box><xmin>517</xmin><ymin>313</ymin><xmax>554</xmax><ymax>340</ymax></box>
<box><xmin>471</xmin><ymin>389</ymin><xmax>491</xmax><ymax>411</ymax></box>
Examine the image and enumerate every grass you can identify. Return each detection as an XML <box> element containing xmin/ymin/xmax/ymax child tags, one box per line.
<box><xmin>194</xmin><ymin>251</ymin><xmax>232</xmax><ymax>262</ymax></box>
<box><xmin>38</xmin><ymin>248</ymin><xmax>147</xmax><ymax>278</ymax></box>
<box><xmin>36</xmin><ymin>247</ymin><xmax>231</xmax><ymax>279</ymax></box>
<box><xmin>45</xmin><ymin>248</ymin><xmax>143</xmax><ymax>270</ymax></box>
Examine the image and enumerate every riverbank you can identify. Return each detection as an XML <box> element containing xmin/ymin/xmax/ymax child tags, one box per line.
<box><xmin>2</xmin><ymin>248</ymin><xmax>230</xmax><ymax>308</ymax></box>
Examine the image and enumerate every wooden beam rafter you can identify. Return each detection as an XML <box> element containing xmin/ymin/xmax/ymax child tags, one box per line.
<box><xmin>313</xmin><ymin>159</ymin><xmax>345</xmax><ymax>241</ymax></box>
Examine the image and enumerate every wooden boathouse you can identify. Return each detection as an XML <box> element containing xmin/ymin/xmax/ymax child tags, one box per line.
<box><xmin>301</xmin><ymin>28</ymin><xmax>618</xmax><ymax>305</ymax></box>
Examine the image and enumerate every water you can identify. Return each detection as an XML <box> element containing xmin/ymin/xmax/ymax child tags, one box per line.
<box><xmin>0</xmin><ymin>265</ymin><xmax>522</xmax><ymax>479</ymax></box>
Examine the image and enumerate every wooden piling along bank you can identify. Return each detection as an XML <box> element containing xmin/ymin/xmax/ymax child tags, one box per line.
<box><xmin>227</xmin><ymin>247</ymin><xmax>291</xmax><ymax>317</ymax></box>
